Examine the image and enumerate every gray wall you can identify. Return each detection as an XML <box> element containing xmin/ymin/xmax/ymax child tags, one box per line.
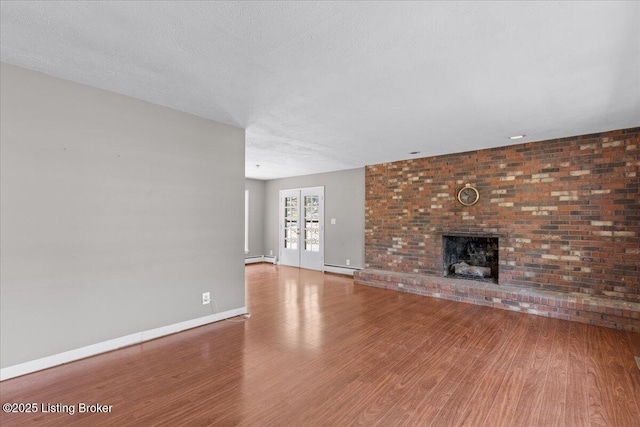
<box><xmin>245</xmin><ymin>179</ymin><xmax>265</xmax><ymax>257</ymax></box>
<box><xmin>0</xmin><ymin>63</ymin><xmax>246</xmax><ymax>368</ymax></box>
<box><xmin>264</xmin><ymin>168</ymin><xmax>365</xmax><ymax>268</ymax></box>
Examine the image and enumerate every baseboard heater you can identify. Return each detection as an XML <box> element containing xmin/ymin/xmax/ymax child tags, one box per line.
<box><xmin>245</xmin><ymin>255</ymin><xmax>277</xmax><ymax>265</ymax></box>
<box><xmin>324</xmin><ymin>264</ymin><xmax>361</xmax><ymax>276</ymax></box>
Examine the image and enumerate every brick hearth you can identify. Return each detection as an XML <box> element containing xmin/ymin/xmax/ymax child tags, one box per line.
<box><xmin>355</xmin><ymin>269</ymin><xmax>640</xmax><ymax>332</ymax></box>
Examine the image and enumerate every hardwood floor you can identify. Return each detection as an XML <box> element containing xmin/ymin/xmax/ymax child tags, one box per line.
<box><xmin>1</xmin><ymin>264</ymin><xmax>639</xmax><ymax>426</ymax></box>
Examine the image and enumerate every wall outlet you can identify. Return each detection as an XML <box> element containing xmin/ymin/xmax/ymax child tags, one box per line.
<box><xmin>346</xmin><ymin>259</ymin><xmax>351</xmax><ymax>266</ymax></box>
<box><xmin>270</xmin><ymin>250</ymin><xmax>273</xmax><ymax>256</ymax></box>
<box><xmin>202</xmin><ymin>292</ymin><xmax>211</xmax><ymax>305</ymax></box>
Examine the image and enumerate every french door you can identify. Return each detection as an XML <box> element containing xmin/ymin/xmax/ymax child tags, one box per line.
<box><xmin>279</xmin><ymin>186</ymin><xmax>324</xmax><ymax>271</ymax></box>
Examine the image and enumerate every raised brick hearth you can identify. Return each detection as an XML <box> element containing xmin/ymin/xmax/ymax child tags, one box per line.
<box><xmin>355</xmin><ymin>269</ymin><xmax>640</xmax><ymax>332</ymax></box>
<box><xmin>356</xmin><ymin>127</ymin><xmax>640</xmax><ymax>330</ymax></box>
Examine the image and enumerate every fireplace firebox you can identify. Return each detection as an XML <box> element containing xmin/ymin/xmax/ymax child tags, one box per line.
<box><xmin>442</xmin><ymin>235</ymin><xmax>499</xmax><ymax>283</ymax></box>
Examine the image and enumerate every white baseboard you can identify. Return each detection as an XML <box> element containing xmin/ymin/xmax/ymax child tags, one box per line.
<box><xmin>0</xmin><ymin>306</ymin><xmax>247</xmax><ymax>381</ymax></box>
<box><xmin>324</xmin><ymin>264</ymin><xmax>361</xmax><ymax>276</ymax></box>
<box><xmin>245</xmin><ymin>255</ymin><xmax>277</xmax><ymax>265</ymax></box>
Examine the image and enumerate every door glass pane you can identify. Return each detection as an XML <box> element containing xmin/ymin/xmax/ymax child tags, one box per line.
<box><xmin>304</xmin><ymin>195</ymin><xmax>319</xmax><ymax>252</ymax></box>
<box><xmin>284</xmin><ymin>196</ymin><xmax>298</xmax><ymax>249</ymax></box>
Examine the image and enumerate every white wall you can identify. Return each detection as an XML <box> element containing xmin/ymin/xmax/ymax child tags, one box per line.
<box><xmin>0</xmin><ymin>63</ymin><xmax>246</xmax><ymax>368</ymax></box>
<box><xmin>264</xmin><ymin>168</ymin><xmax>365</xmax><ymax>268</ymax></box>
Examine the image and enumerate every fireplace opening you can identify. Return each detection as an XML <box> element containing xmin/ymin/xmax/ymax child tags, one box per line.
<box><xmin>442</xmin><ymin>235</ymin><xmax>499</xmax><ymax>283</ymax></box>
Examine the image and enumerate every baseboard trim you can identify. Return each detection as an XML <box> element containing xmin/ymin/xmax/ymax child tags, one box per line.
<box><xmin>245</xmin><ymin>255</ymin><xmax>277</xmax><ymax>265</ymax></box>
<box><xmin>0</xmin><ymin>306</ymin><xmax>247</xmax><ymax>381</ymax></box>
<box><xmin>324</xmin><ymin>264</ymin><xmax>361</xmax><ymax>276</ymax></box>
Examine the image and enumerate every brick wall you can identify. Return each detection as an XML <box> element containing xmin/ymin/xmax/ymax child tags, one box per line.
<box><xmin>363</xmin><ymin>128</ymin><xmax>639</xmax><ymax>302</ymax></box>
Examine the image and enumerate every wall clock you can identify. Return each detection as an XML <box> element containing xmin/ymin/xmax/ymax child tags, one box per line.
<box><xmin>457</xmin><ymin>184</ymin><xmax>480</xmax><ymax>206</ymax></box>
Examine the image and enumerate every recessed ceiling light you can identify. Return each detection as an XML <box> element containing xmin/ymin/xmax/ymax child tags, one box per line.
<box><xmin>409</xmin><ymin>151</ymin><xmax>420</xmax><ymax>155</ymax></box>
<box><xmin>509</xmin><ymin>134</ymin><xmax>526</xmax><ymax>140</ymax></box>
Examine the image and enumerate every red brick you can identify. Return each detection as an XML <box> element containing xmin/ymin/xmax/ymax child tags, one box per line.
<box><xmin>363</xmin><ymin>128</ymin><xmax>640</xmax><ymax>305</ymax></box>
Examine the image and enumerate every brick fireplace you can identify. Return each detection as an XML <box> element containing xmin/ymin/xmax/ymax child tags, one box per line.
<box><xmin>355</xmin><ymin>127</ymin><xmax>640</xmax><ymax>331</ymax></box>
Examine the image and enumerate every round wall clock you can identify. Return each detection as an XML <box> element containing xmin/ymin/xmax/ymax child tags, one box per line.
<box><xmin>457</xmin><ymin>184</ymin><xmax>480</xmax><ymax>206</ymax></box>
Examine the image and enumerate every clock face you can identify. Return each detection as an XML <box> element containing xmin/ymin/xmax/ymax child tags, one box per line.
<box><xmin>458</xmin><ymin>186</ymin><xmax>479</xmax><ymax>206</ymax></box>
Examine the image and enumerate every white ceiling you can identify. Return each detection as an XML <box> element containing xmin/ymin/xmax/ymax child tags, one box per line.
<box><xmin>1</xmin><ymin>1</ymin><xmax>638</xmax><ymax>180</ymax></box>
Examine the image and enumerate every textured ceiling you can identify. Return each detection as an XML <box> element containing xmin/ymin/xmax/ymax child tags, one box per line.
<box><xmin>1</xmin><ymin>1</ymin><xmax>638</xmax><ymax>180</ymax></box>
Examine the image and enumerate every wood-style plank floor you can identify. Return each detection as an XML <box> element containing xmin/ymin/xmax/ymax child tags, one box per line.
<box><xmin>1</xmin><ymin>264</ymin><xmax>639</xmax><ymax>426</ymax></box>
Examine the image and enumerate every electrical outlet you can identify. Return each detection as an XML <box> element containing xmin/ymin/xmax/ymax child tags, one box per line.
<box><xmin>202</xmin><ymin>292</ymin><xmax>211</xmax><ymax>305</ymax></box>
<box><xmin>346</xmin><ymin>259</ymin><xmax>351</xmax><ymax>266</ymax></box>
<box><xmin>270</xmin><ymin>250</ymin><xmax>273</xmax><ymax>256</ymax></box>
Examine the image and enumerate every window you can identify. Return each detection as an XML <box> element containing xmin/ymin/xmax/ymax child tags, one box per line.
<box><xmin>245</xmin><ymin>190</ymin><xmax>249</xmax><ymax>253</ymax></box>
<box><xmin>304</xmin><ymin>195</ymin><xmax>319</xmax><ymax>252</ymax></box>
<box><xmin>283</xmin><ymin>195</ymin><xmax>298</xmax><ymax>249</ymax></box>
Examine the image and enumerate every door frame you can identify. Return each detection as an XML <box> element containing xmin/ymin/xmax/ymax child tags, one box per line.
<box><xmin>278</xmin><ymin>186</ymin><xmax>325</xmax><ymax>271</ymax></box>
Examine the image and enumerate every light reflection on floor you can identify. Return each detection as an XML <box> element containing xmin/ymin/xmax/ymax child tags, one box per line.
<box><xmin>283</xmin><ymin>274</ymin><xmax>323</xmax><ymax>351</ymax></box>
